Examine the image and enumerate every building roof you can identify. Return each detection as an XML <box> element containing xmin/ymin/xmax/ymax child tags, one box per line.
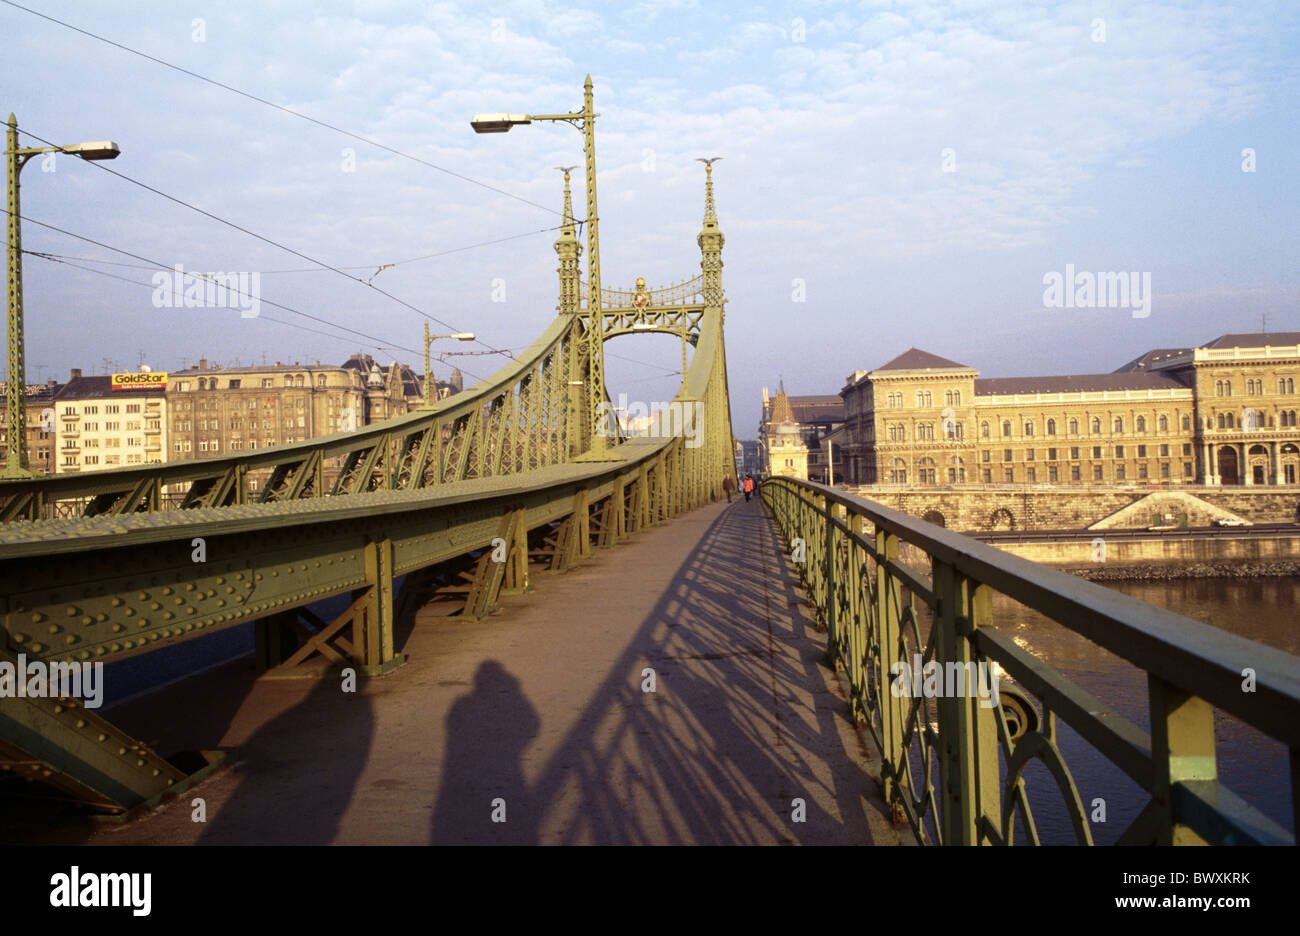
<box><xmin>770</xmin><ymin>386</ymin><xmax>795</xmax><ymax>424</ymax></box>
<box><xmin>54</xmin><ymin>376</ymin><xmax>166</xmax><ymax>400</ymax></box>
<box><xmin>1112</xmin><ymin>347</ymin><xmax>1193</xmax><ymax>373</ymax></box>
<box><xmin>874</xmin><ymin>347</ymin><xmax>972</xmax><ymax>372</ymax></box>
<box><xmin>974</xmin><ymin>372</ymin><xmax>1188</xmax><ymax>395</ymax></box>
<box><xmin>788</xmin><ymin>395</ymin><xmax>844</xmax><ymax>424</ymax></box>
<box><xmin>169</xmin><ymin>362</ymin><xmax>349</xmax><ymax>376</ymax></box>
<box><xmin>1201</xmin><ymin>331</ymin><xmax>1300</xmax><ymax>349</ymax></box>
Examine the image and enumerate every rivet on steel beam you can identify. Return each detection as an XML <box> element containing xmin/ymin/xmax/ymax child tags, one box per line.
<box><xmin>162</xmin><ymin>587</ymin><xmax>173</xmax><ymax>596</ymax></box>
<box><xmin>173</xmin><ymin>596</ymin><xmax>183</xmax><ymax>605</ymax></box>
<box><xmin>111</xmin><ymin>597</ymin><xmax>124</xmax><ymax>607</ymax></box>
<box><xmin>185</xmin><ymin>583</ymin><xmax>196</xmax><ymax>591</ymax></box>
<box><xmin>97</xmin><ymin>733</ymin><xmax>107</xmax><ymax>742</ymax></box>
<box><xmin>81</xmin><ymin>616</ymin><xmax>92</xmax><ymax>625</ymax></box>
<box><xmin>30</xmin><ymin>612</ymin><xmax>43</xmax><ymax>623</ymax></box>
<box><xmin>29</xmin><ymin>642</ymin><xmax>43</xmax><ymax>653</ymax></box>
<box><xmin>110</xmin><ymin>643</ymin><xmax>121</xmax><ymax>652</ymax></box>
<box><xmin>137</xmin><ymin>592</ymin><xmax>148</xmax><ymax>600</ymax></box>
<box><xmin>47</xmin><ymin>624</ymin><xmax>60</xmax><ymax>634</ymax></box>
<box><xmin>53</xmin><ymin>704</ymin><xmax>63</xmax><ymax>714</ymax></box>
<box><xmin>163</xmin><ymin>612</ymin><xmax>174</xmax><ymax>620</ymax></box>
<box><xmin>65</xmin><ymin>636</ymin><xmax>77</xmax><ymax>645</ymax></box>
<box><xmin>124</xmin><ymin>608</ymin><xmax>135</xmax><ymax>617</ymax></box>
<box><xmin>11</xmin><ymin>633</ymin><xmax>25</xmax><ymax>643</ymax></box>
<box><xmin>96</xmin><ymin>613</ymin><xmax>107</xmax><ymax>622</ymax></box>
<box><xmin>112</xmin><ymin>623</ymin><xmax>123</xmax><ymax>633</ymax></box>
<box><xmin>76</xmin><ymin>719</ymin><xmax>86</xmax><ymax>728</ymax></box>
<box><xmin>65</xmin><ymin>606</ymin><xmax>77</xmax><ymax>616</ymax></box>
<box><xmin>151</xmin><ymin>602</ymin><xmax>161</xmax><ymax>611</ymax></box>
<box><xmin>186</xmin><ymin>608</ymin><xmax>195</xmax><ymax>615</ymax></box>
<box><xmin>117</xmin><ymin>746</ymin><xmax>126</xmax><ymax>755</ymax></box>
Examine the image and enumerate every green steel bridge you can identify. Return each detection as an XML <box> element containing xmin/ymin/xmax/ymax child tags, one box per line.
<box><xmin>1</xmin><ymin>167</ymin><xmax>1297</xmax><ymax>846</ymax></box>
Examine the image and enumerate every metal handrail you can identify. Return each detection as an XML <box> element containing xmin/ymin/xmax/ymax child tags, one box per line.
<box><xmin>760</xmin><ymin>475</ymin><xmax>1299</xmax><ymax>845</ymax></box>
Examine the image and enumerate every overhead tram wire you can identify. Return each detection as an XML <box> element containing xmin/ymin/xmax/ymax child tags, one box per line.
<box><xmin>26</xmin><ymin>223</ymin><xmax>567</xmax><ymax>276</ymax></box>
<box><xmin>25</xmin><ymin>251</ymin><xmax>406</xmax><ymax>354</ymax></box>
<box><xmin>0</xmin><ymin>6</ymin><xmax>700</xmax><ymax>378</ymax></box>
<box><xmin>0</xmin><ymin>0</ymin><xmax>563</xmax><ymax>219</ymax></box>
<box><xmin>17</xmin><ymin>127</ymin><xmax>515</xmax><ymax>361</ymax></box>
<box><xmin>2</xmin><ymin>208</ymin><xmax>422</xmax><ymax>357</ymax></box>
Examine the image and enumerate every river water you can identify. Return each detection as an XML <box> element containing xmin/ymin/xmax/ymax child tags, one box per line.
<box><xmin>981</xmin><ymin>576</ymin><xmax>1299</xmax><ymax>845</ymax></box>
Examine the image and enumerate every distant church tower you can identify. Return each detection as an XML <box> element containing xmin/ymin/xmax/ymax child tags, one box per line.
<box><xmin>766</xmin><ymin>381</ymin><xmax>808</xmax><ymax>479</ymax></box>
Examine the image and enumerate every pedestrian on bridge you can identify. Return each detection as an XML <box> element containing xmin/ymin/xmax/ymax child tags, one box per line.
<box><xmin>743</xmin><ymin>474</ymin><xmax>755</xmax><ymax>502</ymax></box>
<box><xmin>723</xmin><ymin>474</ymin><xmax>735</xmax><ymax>502</ymax></box>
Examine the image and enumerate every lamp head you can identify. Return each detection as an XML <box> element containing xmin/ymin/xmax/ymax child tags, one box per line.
<box><xmin>470</xmin><ymin>113</ymin><xmax>531</xmax><ymax>133</ymax></box>
<box><xmin>63</xmin><ymin>141</ymin><xmax>120</xmax><ymax>160</ymax></box>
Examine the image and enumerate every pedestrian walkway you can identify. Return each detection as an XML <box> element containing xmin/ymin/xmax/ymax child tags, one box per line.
<box><xmin>14</xmin><ymin>496</ymin><xmax>906</xmax><ymax>845</ymax></box>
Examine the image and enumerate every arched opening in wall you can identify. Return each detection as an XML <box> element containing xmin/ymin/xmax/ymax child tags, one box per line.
<box><xmin>922</xmin><ymin>510</ymin><xmax>946</xmax><ymax>527</ymax></box>
<box><xmin>1217</xmin><ymin>446</ymin><xmax>1240</xmax><ymax>485</ymax></box>
<box><xmin>989</xmin><ymin>508</ymin><xmax>1015</xmax><ymax>531</ymax></box>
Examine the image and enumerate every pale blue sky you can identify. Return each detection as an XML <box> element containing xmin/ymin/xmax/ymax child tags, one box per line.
<box><xmin>4</xmin><ymin>0</ymin><xmax>1297</xmax><ymax>437</ymax></box>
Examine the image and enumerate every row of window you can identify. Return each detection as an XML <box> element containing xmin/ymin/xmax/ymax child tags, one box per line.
<box><xmin>60</xmin><ymin>403</ymin><xmax>151</xmax><ymax>416</ymax></box>
<box><xmin>883</xmin><ymin>390</ymin><xmax>964</xmax><ymax>408</ymax></box>
<box><xmin>979</xmin><ymin>443</ymin><xmax>1193</xmax><ymax>462</ymax></box>
<box><xmin>1217</xmin><ymin>378</ymin><xmax>1297</xmax><ymax>396</ymax></box>
<box><xmin>63</xmin><ymin>437</ymin><xmax>143</xmax><ymax>449</ymax></box>
<box><xmin>182</xmin><ymin>374</ymin><xmax>333</xmax><ymax>391</ymax></box>
<box><xmin>889</xmin><ymin>463</ymin><xmax>1197</xmax><ymax>484</ymax></box>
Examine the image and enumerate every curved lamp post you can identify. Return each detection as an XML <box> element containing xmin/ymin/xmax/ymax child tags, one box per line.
<box><xmin>5</xmin><ymin>113</ymin><xmax>119</xmax><ymax>479</ymax></box>
<box><xmin>423</xmin><ymin>322</ymin><xmax>475</xmax><ymax>407</ymax></box>
<box><xmin>471</xmin><ymin>76</ymin><xmax>607</xmax><ymax>454</ymax></box>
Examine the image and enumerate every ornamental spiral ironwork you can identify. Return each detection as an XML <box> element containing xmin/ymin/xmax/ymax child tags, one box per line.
<box><xmin>761</xmin><ymin>476</ymin><xmax>1300</xmax><ymax>846</ymax></box>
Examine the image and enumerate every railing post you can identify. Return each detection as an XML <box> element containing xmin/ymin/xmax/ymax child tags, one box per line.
<box><xmin>822</xmin><ymin>498</ymin><xmax>841</xmax><ymax>669</ymax></box>
<box><xmin>876</xmin><ymin>522</ymin><xmax>905</xmax><ymax>812</ymax></box>
<box><xmin>965</xmin><ymin>577</ymin><xmax>1002</xmax><ymax>843</ymax></box>
<box><xmin>847</xmin><ymin>512</ymin><xmax>867</xmax><ymax>722</ymax></box>
<box><xmin>1149</xmin><ymin>675</ymin><xmax>1216</xmax><ymax>845</ymax></box>
<box><xmin>935</xmin><ymin>560</ymin><xmax>980</xmax><ymax>845</ymax></box>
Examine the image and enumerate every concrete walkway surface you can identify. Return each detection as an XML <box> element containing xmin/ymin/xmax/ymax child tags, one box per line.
<box><xmin>6</xmin><ymin>496</ymin><xmax>906</xmax><ymax>845</ymax></box>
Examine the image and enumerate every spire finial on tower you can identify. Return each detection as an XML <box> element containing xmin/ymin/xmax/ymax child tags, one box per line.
<box><xmin>555</xmin><ymin>165</ymin><xmax>579</xmax><ymax>234</ymax></box>
<box><xmin>696</xmin><ymin>157</ymin><xmax>721</xmax><ymax>223</ymax></box>
<box><xmin>553</xmin><ymin>166</ymin><xmax>583</xmax><ymax>313</ymax></box>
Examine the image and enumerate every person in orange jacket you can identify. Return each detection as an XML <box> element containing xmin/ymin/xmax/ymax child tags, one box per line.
<box><xmin>742</xmin><ymin>474</ymin><xmax>755</xmax><ymax>502</ymax></box>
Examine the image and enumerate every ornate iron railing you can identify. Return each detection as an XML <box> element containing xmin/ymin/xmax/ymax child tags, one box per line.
<box><xmin>761</xmin><ymin>476</ymin><xmax>1300</xmax><ymax>845</ymax></box>
<box><xmin>581</xmin><ymin>274</ymin><xmax>705</xmax><ymax>308</ymax></box>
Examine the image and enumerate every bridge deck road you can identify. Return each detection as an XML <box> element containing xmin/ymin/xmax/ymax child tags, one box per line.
<box><xmin>30</xmin><ymin>496</ymin><xmax>907</xmax><ymax>845</ymax></box>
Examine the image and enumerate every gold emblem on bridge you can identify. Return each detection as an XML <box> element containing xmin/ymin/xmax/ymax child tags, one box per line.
<box><xmin>633</xmin><ymin>277</ymin><xmax>649</xmax><ymax>308</ymax></box>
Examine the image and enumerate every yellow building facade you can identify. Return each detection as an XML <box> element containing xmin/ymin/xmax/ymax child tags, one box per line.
<box><xmin>839</xmin><ymin>333</ymin><xmax>1300</xmax><ymax>487</ymax></box>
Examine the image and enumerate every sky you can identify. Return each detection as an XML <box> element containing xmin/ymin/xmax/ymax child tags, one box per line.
<box><xmin>4</xmin><ymin>0</ymin><xmax>1297</xmax><ymax>438</ymax></box>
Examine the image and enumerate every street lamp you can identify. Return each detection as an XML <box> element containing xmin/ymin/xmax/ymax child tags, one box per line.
<box><xmin>423</xmin><ymin>322</ymin><xmax>475</xmax><ymax>407</ymax></box>
<box><xmin>5</xmin><ymin>114</ymin><xmax>119</xmax><ymax>480</ymax></box>
<box><xmin>471</xmin><ymin>76</ymin><xmax>607</xmax><ymax>454</ymax></box>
